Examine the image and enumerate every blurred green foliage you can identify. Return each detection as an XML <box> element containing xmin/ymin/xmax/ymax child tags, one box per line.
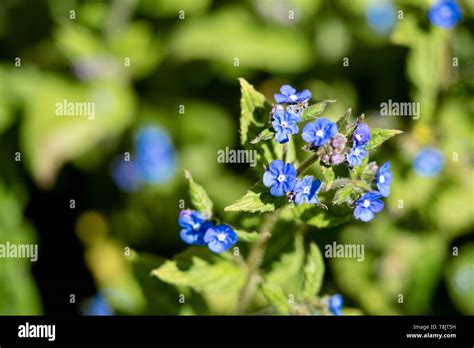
<box><xmin>0</xmin><ymin>0</ymin><xmax>472</xmax><ymax>315</ymax></box>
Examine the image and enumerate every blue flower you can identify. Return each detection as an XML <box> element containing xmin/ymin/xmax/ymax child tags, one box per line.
<box><xmin>428</xmin><ymin>0</ymin><xmax>462</xmax><ymax>29</ymax></box>
<box><xmin>135</xmin><ymin>126</ymin><xmax>176</xmax><ymax>184</ymax></box>
<box><xmin>376</xmin><ymin>162</ymin><xmax>392</xmax><ymax>197</ymax></box>
<box><xmin>293</xmin><ymin>176</ymin><xmax>321</xmax><ymax>205</ymax></box>
<box><xmin>272</xmin><ymin>107</ymin><xmax>301</xmax><ymax>144</ymax></box>
<box><xmin>354</xmin><ymin>191</ymin><xmax>384</xmax><ymax>222</ymax></box>
<box><xmin>204</xmin><ymin>224</ymin><xmax>238</xmax><ymax>254</ymax></box>
<box><xmin>347</xmin><ymin>144</ymin><xmax>368</xmax><ymax>167</ymax></box>
<box><xmin>302</xmin><ymin>118</ymin><xmax>338</xmax><ymax>147</ymax></box>
<box><xmin>328</xmin><ymin>294</ymin><xmax>343</xmax><ymax>316</ymax></box>
<box><xmin>365</xmin><ymin>0</ymin><xmax>396</xmax><ymax>35</ymax></box>
<box><xmin>111</xmin><ymin>158</ymin><xmax>141</xmax><ymax>192</ymax></box>
<box><xmin>412</xmin><ymin>147</ymin><xmax>445</xmax><ymax>177</ymax></box>
<box><xmin>274</xmin><ymin>84</ymin><xmax>312</xmax><ymax>104</ymax></box>
<box><xmin>83</xmin><ymin>294</ymin><xmax>113</xmax><ymax>316</ymax></box>
<box><xmin>178</xmin><ymin>209</ymin><xmax>211</xmax><ymax>246</ymax></box>
<box><xmin>263</xmin><ymin>160</ymin><xmax>297</xmax><ymax>196</ymax></box>
<box><xmin>352</xmin><ymin>123</ymin><xmax>371</xmax><ymax>146</ymax></box>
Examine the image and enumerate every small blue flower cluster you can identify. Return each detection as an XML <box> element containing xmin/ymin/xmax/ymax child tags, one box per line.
<box><xmin>178</xmin><ymin>209</ymin><xmax>237</xmax><ymax>254</ymax></box>
<box><xmin>112</xmin><ymin>125</ymin><xmax>176</xmax><ymax>192</ymax></box>
<box><xmin>429</xmin><ymin>0</ymin><xmax>463</xmax><ymax>29</ymax></box>
<box><xmin>413</xmin><ymin>147</ymin><xmax>444</xmax><ymax>177</ymax></box>
<box><xmin>263</xmin><ymin>159</ymin><xmax>321</xmax><ymax>206</ymax></box>
<box><xmin>272</xmin><ymin>85</ymin><xmax>312</xmax><ymax>144</ymax></box>
<box><xmin>354</xmin><ymin>162</ymin><xmax>392</xmax><ymax>222</ymax></box>
<box><xmin>328</xmin><ymin>294</ymin><xmax>343</xmax><ymax>316</ymax></box>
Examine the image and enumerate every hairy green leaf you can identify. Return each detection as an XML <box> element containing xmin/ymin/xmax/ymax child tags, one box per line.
<box><xmin>332</xmin><ymin>185</ymin><xmax>354</xmax><ymax>205</ymax></box>
<box><xmin>239</xmin><ymin>78</ymin><xmax>269</xmax><ymax>144</ymax></box>
<box><xmin>235</xmin><ymin>229</ymin><xmax>259</xmax><ymax>243</ymax></box>
<box><xmin>366</xmin><ymin>128</ymin><xmax>403</xmax><ymax>152</ymax></box>
<box><xmin>261</xmin><ymin>283</ymin><xmax>290</xmax><ymax>314</ymax></box>
<box><xmin>300</xmin><ymin>100</ymin><xmax>336</xmax><ymax>122</ymax></box>
<box><xmin>250</xmin><ymin>128</ymin><xmax>274</xmax><ymax>144</ymax></box>
<box><xmin>151</xmin><ymin>248</ymin><xmax>245</xmax><ymax>313</ymax></box>
<box><xmin>184</xmin><ymin>170</ymin><xmax>213</xmax><ymax>218</ymax></box>
<box><xmin>321</xmin><ymin>166</ymin><xmax>335</xmax><ymax>191</ymax></box>
<box><xmin>266</xmin><ymin>234</ymin><xmax>305</xmax><ymax>297</ymax></box>
<box><xmin>336</xmin><ymin>108</ymin><xmax>352</xmax><ymax>134</ymax></box>
<box><xmin>302</xmin><ymin>243</ymin><xmax>325</xmax><ymax>300</ymax></box>
<box><xmin>224</xmin><ymin>183</ymin><xmax>287</xmax><ymax>213</ymax></box>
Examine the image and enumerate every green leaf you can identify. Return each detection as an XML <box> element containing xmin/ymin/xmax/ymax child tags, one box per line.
<box><xmin>295</xmin><ymin>204</ymin><xmax>353</xmax><ymax>228</ymax></box>
<box><xmin>302</xmin><ymin>243</ymin><xmax>325</xmax><ymax>300</ymax></box>
<box><xmin>151</xmin><ymin>247</ymin><xmax>245</xmax><ymax>314</ymax></box>
<box><xmin>238</xmin><ymin>78</ymin><xmax>269</xmax><ymax>145</ymax></box>
<box><xmin>261</xmin><ymin>283</ymin><xmax>290</xmax><ymax>314</ymax></box>
<box><xmin>224</xmin><ymin>183</ymin><xmax>287</xmax><ymax>213</ymax></box>
<box><xmin>336</xmin><ymin>108</ymin><xmax>352</xmax><ymax>134</ymax></box>
<box><xmin>332</xmin><ymin>185</ymin><xmax>354</xmax><ymax>205</ymax></box>
<box><xmin>300</xmin><ymin>100</ymin><xmax>336</xmax><ymax>122</ymax></box>
<box><xmin>167</xmin><ymin>7</ymin><xmax>313</xmax><ymax>74</ymax></box>
<box><xmin>350</xmin><ymin>156</ymin><xmax>369</xmax><ymax>179</ymax></box>
<box><xmin>250</xmin><ymin>128</ymin><xmax>274</xmax><ymax>144</ymax></box>
<box><xmin>235</xmin><ymin>229</ymin><xmax>259</xmax><ymax>243</ymax></box>
<box><xmin>266</xmin><ymin>234</ymin><xmax>305</xmax><ymax>297</ymax></box>
<box><xmin>366</xmin><ymin>128</ymin><xmax>403</xmax><ymax>152</ymax></box>
<box><xmin>321</xmin><ymin>166</ymin><xmax>335</xmax><ymax>191</ymax></box>
<box><xmin>184</xmin><ymin>170</ymin><xmax>213</xmax><ymax>218</ymax></box>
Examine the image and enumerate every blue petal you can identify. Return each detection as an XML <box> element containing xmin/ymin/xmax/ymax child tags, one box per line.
<box><xmin>180</xmin><ymin>228</ymin><xmax>197</xmax><ymax>245</ymax></box>
<box><xmin>296</xmin><ymin>89</ymin><xmax>312</xmax><ymax>101</ymax></box>
<box><xmin>294</xmin><ymin>192</ymin><xmax>304</xmax><ymax>205</ymax></box>
<box><xmin>263</xmin><ymin>171</ymin><xmax>276</xmax><ymax>187</ymax></box>
<box><xmin>270</xmin><ymin>184</ymin><xmax>285</xmax><ymax>197</ymax></box>
<box><xmin>207</xmin><ymin>240</ymin><xmax>226</xmax><ymax>254</ymax></box>
<box><xmin>274</xmin><ymin>93</ymin><xmax>289</xmax><ymax>103</ymax></box>
<box><xmin>357</xmin><ymin>207</ymin><xmax>374</xmax><ymax>222</ymax></box>
<box><xmin>275</xmin><ymin>130</ymin><xmax>289</xmax><ymax>144</ymax></box>
<box><xmin>377</xmin><ymin>182</ymin><xmax>390</xmax><ymax>197</ymax></box>
<box><xmin>302</xmin><ymin>122</ymin><xmax>317</xmax><ymax>143</ymax></box>
<box><xmin>269</xmin><ymin>159</ymin><xmax>285</xmax><ymax>174</ymax></box>
<box><xmin>370</xmin><ymin>199</ymin><xmax>384</xmax><ymax>213</ymax></box>
<box><xmin>280</xmin><ymin>84</ymin><xmax>296</xmax><ymax>96</ymax></box>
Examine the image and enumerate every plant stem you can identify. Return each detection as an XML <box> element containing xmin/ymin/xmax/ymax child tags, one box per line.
<box><xmin>296</xmin><ymin>152</ymin><xmax>319</xmax><ymax>176</ymax></box>
<box><xmin>236</xmin><ymin>211</ymin><xmax>279</xmax><ymax>314</ymax></box>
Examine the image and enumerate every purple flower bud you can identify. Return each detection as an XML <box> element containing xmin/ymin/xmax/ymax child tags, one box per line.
<box><xmin>331</xmin><ymin>134</ymin><xmax>347</xmax><ymax>151</ymax></box>
<box><xmin>331</xmin><ymin>153</ymin><xmax>345</xmax><ymax>165</ymax></box>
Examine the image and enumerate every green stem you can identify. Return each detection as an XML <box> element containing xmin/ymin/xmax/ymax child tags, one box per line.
<box><xmin>236</xmin><ymin>211</ymin><xmax>279</xmax><ymax>314</ymax></box>
<box><xmin>296</xmin><ymin>152</ymin><xmax>320</xmax><ymax>176</ymax></box>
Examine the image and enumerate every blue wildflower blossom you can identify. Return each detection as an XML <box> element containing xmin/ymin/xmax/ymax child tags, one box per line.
<box><xmin>204</xmin><ymin>224</ymin><xmax>238</xmax><ymax>254</ymax></box>
<box><xmin>274</xmin><ymin>84</ymin><xmax>312</xmax><ymax>104</ymax></box>
<box><xmin>111</xmin><ymin>158</ymin><xmax>141</xmax><ymax>192</ymax></box>
<box><xmin>352</xmin><ymin>123</ymin><xmax>371</xmax><ymax>146</ymax></box>
<box><xmin>354</xmin><ymin>192</ymin><xmax>384</xmax><ymax>222</ymax></box>
<box><xmin>178</xmin><ymin>209</ymin><xmax>211</xmax><ymax>245</ymax></box>
<box><xmin>135</xmin><ymin>126</ymin><xmax>176</xmax><ymax>184</ymax></box>
<box><xmin>428</xmin><ymin>0</ymin><xmax>462</xmax><ymax>29</ymax></box>
<box><xmin>347</xmin><ymin>144</ymin><xmax>368</xmax><ymax>167</ymax></box>
<box><xmin>413</xmin><ymin>147</ymin><xmax>445</xmax><ymax>177</ymax></box>
<box><xmin>272</xmin><ymin>107</ymin><xmax>301</xmax><ymax>144</ymax></box>
<box><xmin>83</xmin><ymin>294</ymin><xmax>113</xmax><ymax>316</ymax></box>
<box><xmin>302</xmin><ymin>118</ymin><xmax>338</xmax><ymax>147</ymax></box>
<box><xmin>365</xmin><ymin>0</ymin><xmax>396</xmax><ymax>35</ymax></box>
<box><xmin>376</xmin><ymin>162</ymin><xmax>392</xmax><ymax>197</ymax></box>
<box><xmin>293</xmin><ymin>176</ymin><xmax>321</xmax><ymax>205</ymax></box>
<box><xmin>263</xmin><ymin>160</ymin><xmax>297</xmax><ymax>196</ymax></box>
<box><xmin>328</xmin><ymin>294</ymin><xmax>343</xmax><ymax>316</ymax></box>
